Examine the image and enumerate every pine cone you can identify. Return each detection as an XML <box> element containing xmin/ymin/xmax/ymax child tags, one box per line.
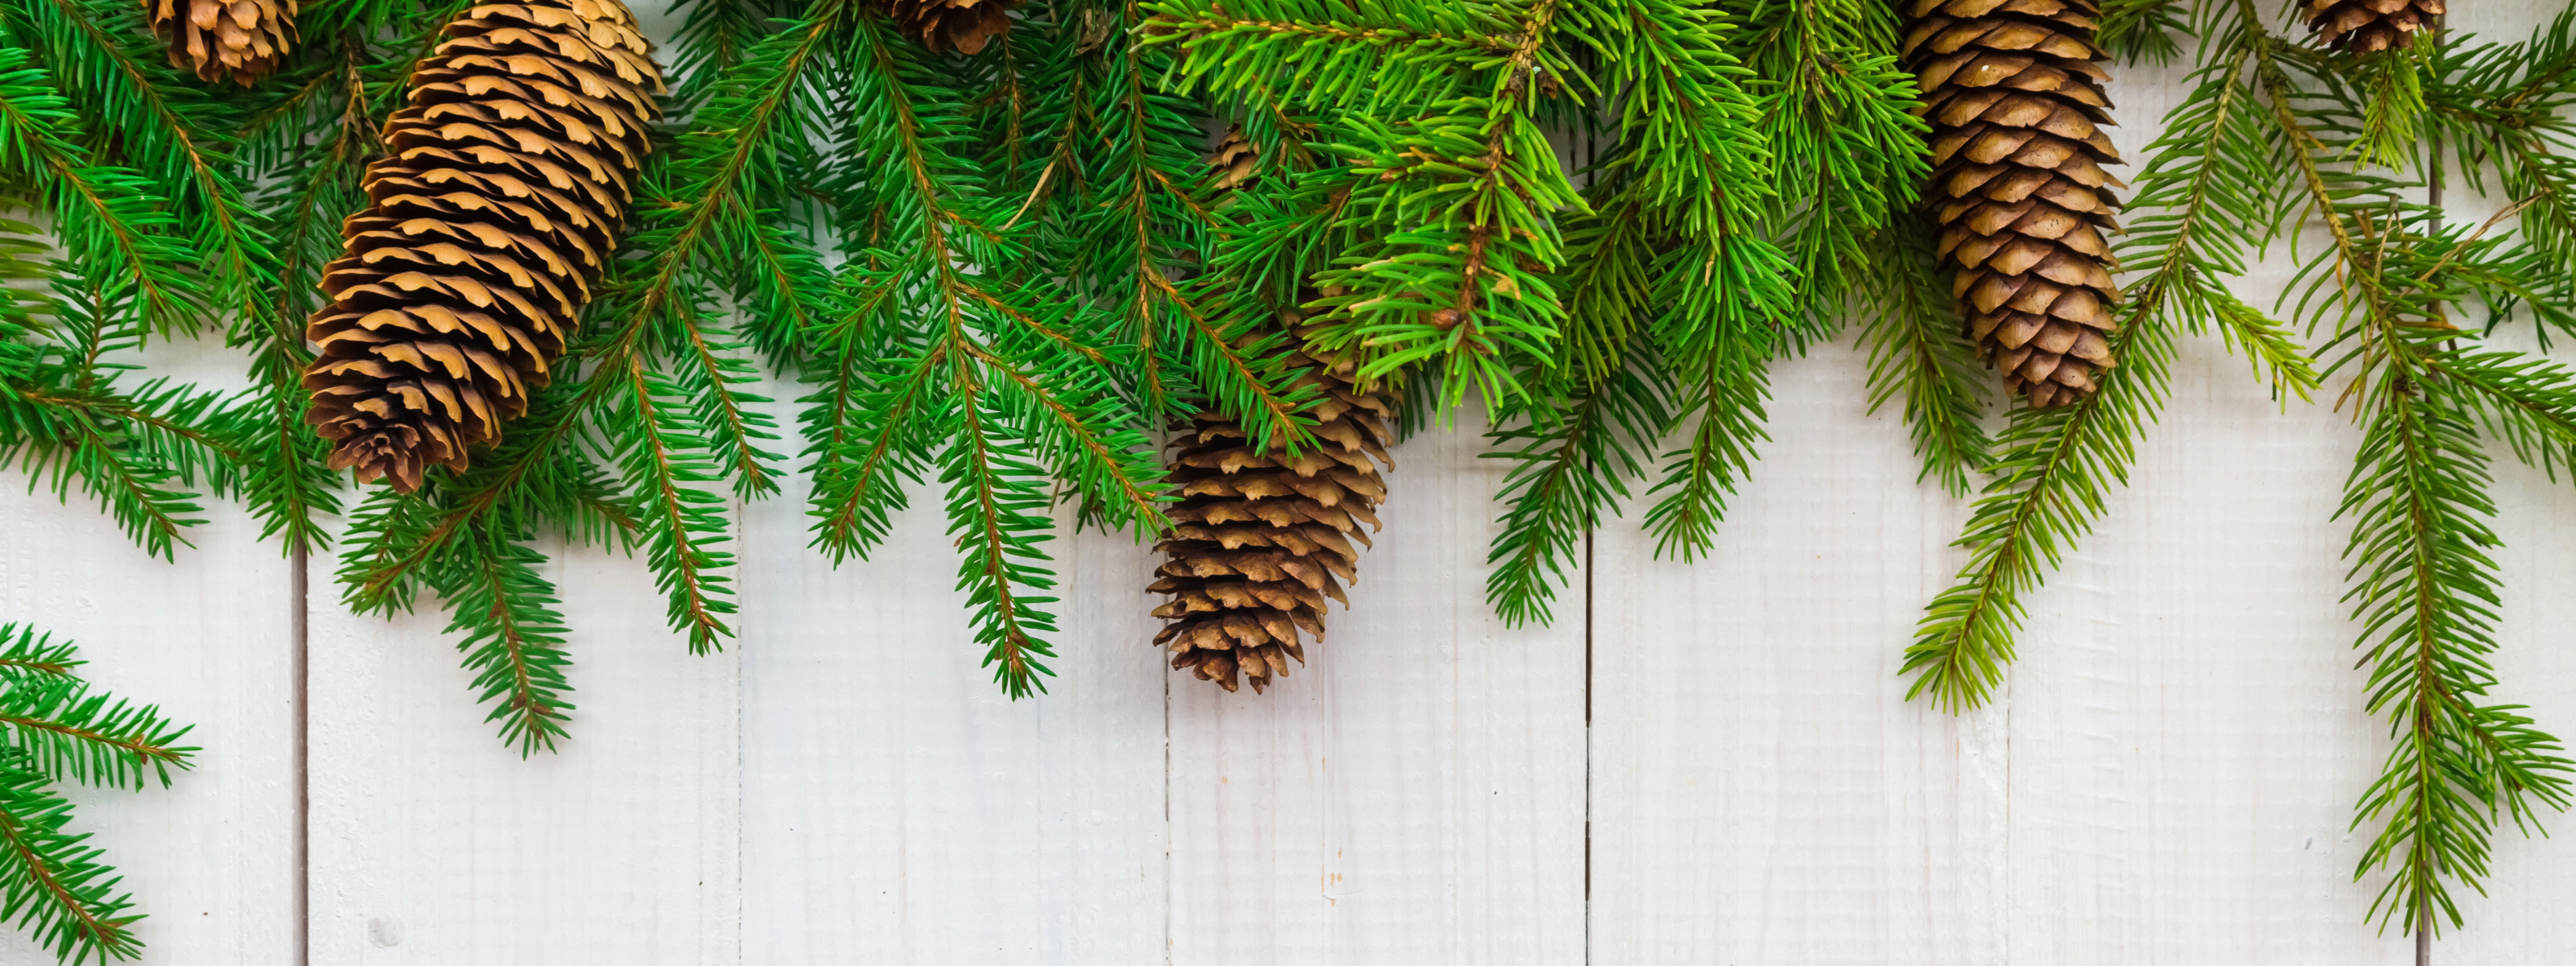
<box><xmin>2308</xmin><ymin>0</ymin><xmax>2443</xmax><ymax>53</ymax></box>
<box><xmin>1208</xmin><ymin>126</ymin><xmax>1257</xmax><ymax>193</ymax></box>
<box><xmin>149</xmin><ymin>0</ymin><xmax>296</xmax><ymax>85</ymax></box>
<box><xmin>885</xmin><ymin>0</ymin><xmax>1014</xmax><ymax>55</ymax></box>
<box><xmin>1903</xmin><ymin>0</ymin><xmax>2127</xmax><ymax>409</ymax></box>
<box><xmin>301</xmin><ymin>0</ymin><xmax>663</xmax><ymax>492</ymax></box>
<box><xmin>1150</xmin><ymin>320</ymin><xmax>1393</xmax><ymax>693</ymax></box>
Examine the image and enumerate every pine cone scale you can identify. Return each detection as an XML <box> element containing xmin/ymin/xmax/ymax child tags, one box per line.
<box><xmin>1905</xmin><ymin>0</ymin><xmax>2126</xmax><ymax>408</ymax></box>
<box><xmin>2308</xmin><ymin>0</ymin><xmax>2442</xmax><ymax>52</ymax></box>
<box><xmin>303</xmin><ymin>0</ymin><xmax>663</xmax><ymax>493</ymax></box>
<box><xmin>151</xmin><ymin>0</ymin><xmax>295</xmax><ymax>85</ymax></box>
<box><xmin>1151</xmin><ymin>320</ymin><xmax>1390</xmax><ymax>693</ymax></box>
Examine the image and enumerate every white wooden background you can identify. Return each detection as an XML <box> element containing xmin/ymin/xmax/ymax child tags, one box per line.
<box><xmin>5</xmin><ymin>3</ymin><xmax>2576</xmax><ymax>963</ymax></box>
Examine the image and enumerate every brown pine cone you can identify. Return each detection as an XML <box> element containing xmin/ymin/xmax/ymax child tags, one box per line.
<box><xmin>1903</xmin><ymin>0</ymin><xmax>2127</xmax><ymax>409</ymax></box>
<box><xmin>301</xmin><ymin>0</ymin><xmax>663</xmax><ymax>492</ymax></box>
<box><xmin>885</xmin><ymin>0</ymin><xmax>1014</xmax><ymax>55</ymax></box>
<box><xmin>1149</xmin><ymin>320</ymin><xmax>1393</xmax><ymax>693</ymax></box>
<box><xmin>1208</xmin><ymin>126</ymin><xmax>1257</xmax><ymax>193</ymax></box>
<box><xmin>149</xmin><ymin>0</ymin><xmax>296</xmax><ymax>85</ymax></box>
<box><xmin>2308</xmin><ymin>0</ymin><xmax>2443</xmax><ymax>53</ymax></box>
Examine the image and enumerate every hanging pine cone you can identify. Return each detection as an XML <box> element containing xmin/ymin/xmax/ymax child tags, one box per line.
<box><xmin>1902</xmin><ymin>0</ymin><xmax>2126</xmax><ymax>409</ymax></box>
<box><xmin>301</xmin><ymin>0</ymin><xmax>663</xmax><ymax>492</ymax></box>
<box><xmin>883</xmin><ymin>0</ymin><xmax>1014</xmax><ymax>55</ymax></box>
<box><xmin>1150</xmin><ymin>317</ymin><xmax>1393</xmax><ymax>694</ymax></box>
<box><xmin>2307</xmin><ymin>0</ymin><xmax>2442</xmax><ymax>52</ymax></box>
<box><xmin>148</xmin><ymin>0</ymin><xmax>296</xmax><ymax>85</ymax></box>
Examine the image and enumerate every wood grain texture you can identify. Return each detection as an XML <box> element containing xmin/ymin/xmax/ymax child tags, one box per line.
<box><xmin>1163</xmin><ymin>407</ymin><xmax>1587</xmax><ymax>966</ymax></box>
<box><xmin>1984</xmin><ymin>56</ymin><xmax>2418</xmax><ymax>965</ymax></box>
<box><xmin>0</xmin><ymin>343</ymin><xmax>297</xmax><ymax>965</ymax></box>
<box><xmin>735</xmin><ymin>447</ymin><xmax>1169</xmax><ymax>964</ymax></box>
<box><xmin>20</xmin><ymin>1</ymin><xmax>2576</xmax><ymax>960</ymax></box>
<box><xmin>1587</xmin><ymin>345</ymin><xmax>2004</xmax><ymax>965</ymax></box>
<box><xmin>303</xmin><ymin>547</ymin><xmax>740</xmax><ymax>964</ymax></box>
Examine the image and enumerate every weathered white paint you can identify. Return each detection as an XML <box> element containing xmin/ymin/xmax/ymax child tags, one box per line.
<box><xmin>303</xmin><ymin>545</ymin><xmax>741</xmax><ymax>965</ymax></box>
<box><xmin>0</xmin><ymin>344</ymin><xmax>298</xmax><ymax>965</ymax></box>
<box><xmin>10</xmin><ymin>2</ymin><xmax>2576</xmax><ymax>963</ymax></box>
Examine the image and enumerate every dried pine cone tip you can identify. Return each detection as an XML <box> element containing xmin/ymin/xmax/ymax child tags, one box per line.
<box><xmin>884</xmin><ymin>0</ymin><xmax>1016</xmax><ymax>56</ymax></box>
<box><xmin>1209</xmin><ymin>127</ymin><xmax>1258</xmax><ymax>192</ymax></box>
<box><xmin>2308</xmin><ymin>0</ymin><xmax>2444</xmax><ymax>53</ymax></box>
<box><xmin>302</xmin><ymin>0</ymin><xmax>664</xmax><ymax>493</ymax></box>
<box><xmin>1150</xmin><ymin>338</ymin><xmax>1393</xmax><ymax>694</ymax></box>
<box><xmin>1903</xmin><ymin>0</ymin><xmax>2127</xmax><ymax>409</ymax></box>
<box><xmin>151</xmin><ymin>0</ymin><xmax>298</xmax><ymax>85</ymax></box>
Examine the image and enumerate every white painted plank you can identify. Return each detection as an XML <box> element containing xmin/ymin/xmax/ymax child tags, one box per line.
<box><xmin>1996</xmin><ymin>335</ymin><xmax>2412</xmax><ymax>965</ymax></box>
<box><xmin>1587</xmin><ymin>344</ymin><xmax>2004</xmax><ymax>964</ymax></box>
<box><xmin>303</xmin><ymin>545</ymin><xmax>741</xmax><ymax>964</ymax></box>
<box><xmin>0</xmin><ymin>340</ymin><xmax>297</xmax><ymax>965</ymax></box>
<box><xmin>734</xmin><ymin>464</ymin><xmax>1169</xmax><ymax>964</ymax></box>
<box><xmin>1164</xmin><ymin>407</ymin><xmax>1587</xmax><ymax>966</ymax></box>
<box><xmin>2442</xmin><ymin>454</ymin><xmax>2576</xmax><ymax>964</ymax></box>
<box><xmin>1980</xmin><ymin>51</ymin><xmax>2417</xmax><ymax>964</ymax></box>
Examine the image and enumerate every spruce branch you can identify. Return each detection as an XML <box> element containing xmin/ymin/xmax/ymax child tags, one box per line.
<box><xmin>1484</xmin><ymin>353</ymin><xmax>1669</xmax><ymax>625</ymax></box>
<box><xmin>0</xmin><ymin>629</ymin><xmax>195</xmax><ymax>964</ymax></box>
<box><xmin>0</xmin><ymin>627</ymin><xmax>78</xmax><ymax>682</ymax></box>
<box><xmin>2251</xmin><ymin>2</ymin><xmax>2576</xmax><ymax>931</ymax></box>
<box><xmin>7</xmin><ymin>0</ymin><xmax>278</xmax><ymax>333</ymax></box>
<box><xmin>0</xmin><ymin>675</ymin><xmax>195</xmax><ymax>791</ymax></box>
<box><xmin>1903</xmin><ymin>20</ymin><xmax>2309</xmax><ymax>708</ymax></box>
<box><xmin>0</xmin><ymin>761</ymin><xmax>142</xmax><ymax>963</ymax></box>
<box><xmin>1857</xmin><ymin>221</ymin><xmax>1992</xmax><ymax>496</ymax></box>
<box><xmin>801</xmin><ymin>9</ymin><xmax>1169</xmax><ymax>696</ymax></box>
<box><xmin>2337</xmin><ymin>358</ymin><xmax>2574</xmax><ymax>935</ymax></box>
<box><xmin>1903</xmin><ymin>302</ymin><xmax>2175</xmax><ymax>710</ymax></box>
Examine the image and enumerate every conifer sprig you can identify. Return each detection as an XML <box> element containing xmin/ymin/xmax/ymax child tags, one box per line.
<box><xmin>0</xmin><ymin>216</ymin><xmax>245</xmax><ymax>562</ymax></box>
<box><xmin>1856</xmin><ymin>221</ymin><xmax>1992</xmax><ymax>496</ymax></box>
<box><xmin>1903</xmin><ymin>12</ymin><xmax>2318</xmax><ymax>709</ymax></box>
<box><xmin>1901</xmin><ymin>0</ymin><xmax>2576</xmax><ymax>933</ymax></box>
<box><xmin>2256</xmin><ymin>14</ymin><xmax>2576</xmax><ymax>928</ymax></box>
<box><xmin>795</xmin><ymin>7</ymin><xmax>1170</xmax><ymax>697</ymax></box>
<box><xmin>0</xmin><ymin>626</ymin><xmax>195</xmax><ymax>964</ymax></box>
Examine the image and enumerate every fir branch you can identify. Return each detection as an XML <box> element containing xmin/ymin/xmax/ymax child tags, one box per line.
<box><xmin>1857</xmin><ymin>219</ymin><xmax>1991</xmax><ymax>496</ymax></box>
<box><xmin>2337</xmin><ymin>360</ymin><xmax>2574</xmax><ymax>934</ymax></box>
<box><xmin>1484</xmin><ymin>354</ymin><xmax>1669</xmax><ymax>625</ymax></box>
<box><xmin>0</xmin><ymin>675</ymin><xmax>194</xmax><ymax>791</ymax></box>
<box><xmin>0</xmin><ymin>627</ymin><xmax>78</xmax><ymax>682</ymax></box>
<box><xmin>0</xmin><ymin>760</ymin><xmax>141</xmax><ymax>963</ymax></box>
<box><xmin>1903</xmin><ymin>305</ymin><xmax>2176</xmax><ymax>709</ymax></box>
<box><xmin>8</xmin><ymin>0</ymin><xmax>277</xmax><ymax>332</ymax></box>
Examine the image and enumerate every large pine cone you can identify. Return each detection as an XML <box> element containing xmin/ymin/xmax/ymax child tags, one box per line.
<box><xmin>884</xmin><ymin>0</ymin><xmax>1013</xmax><ymax>55</ymax></box>
<box><xmin>149</xmin><ymin>0</ymin><xmax>296</xmax><ymax>85</ymax></box>
<box><xmin>302</xmin><ymin>0</ymin><xmax>663</xmax><ymax>493</ymax></box>
<box><xmin>1903</xmin><ymin>0</ymin><xmax>2126</xmax><ymax>409</ymax></box>
<box><xmin>1149</xmin><ymin>322</ymin><xmax>1393</xmax><ymax>693</ymax></box>
<box><xmin>2308</xmin><ymin>0</ymin><xmax>2442</xmax><ymax>52</ymax></box>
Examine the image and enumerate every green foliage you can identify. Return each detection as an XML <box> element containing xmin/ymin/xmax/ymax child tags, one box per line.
<box><xmin>1466</xmin><ymin>0</ymin><xmax>1944</xmax><ymax>621</ymax></box>
<box><xmin>1900</xmin><ymin>0</ymin><xmax>2576</xmax><ymax>935</ymax></box>
<box><xmin>0</xmin><ymin>5</ymin><xmax>2566</xmax><ymax>948</ymax></box>
<box><xmin>0</xmin><ymin>625</ymin><xmax>196</xmax><ymax>964</ymax></box>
